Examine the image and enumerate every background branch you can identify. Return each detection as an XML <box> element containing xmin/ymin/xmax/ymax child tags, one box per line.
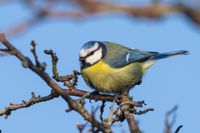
<box><xmin>1</xmin><ymin>0</ymin><xmax>200</xmax><ymax>38</ymax></box>
<box><xmin>164</xmin><ymin>105</ymin><xmax>183</xmax><ymax>133</ymax></box>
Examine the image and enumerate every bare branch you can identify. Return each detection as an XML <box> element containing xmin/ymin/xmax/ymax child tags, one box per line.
<box><xmin>100</xmin><ymin>101</ymin><xmax>106</xmax><ymax>122</ymax></box>
<box><xmin>164</xmin><ymin>105</ymin><xmax>182</xmax><ymax>133</ymax></box>
<box><xmin>135</xmin><ymin>108</ymin><xmax>154</xmax><ymax>115</ymax></box>
<box><xmin>30</xmin><ymin>40</ymin><xmax>41</xmax><ymax>67</ymax></box>
<box><xmin>91</xmin><ymin>106</ymin><xmax>101</xmax><ymax>133</ymax></box>
<box><xmin>5</xmin><ymin>18</ymin><xmax>39</xmax><ymax>38</ymax></box>
<box><xmin>126</xmin><ymin>115</ymin><xmax>141</xmax><ymax>133</ymax></box>
<box><xmin>30</xmin><ymin>40</ymin><xmax>47</xmax><ymax>70</ymax></box>
<box><xmin>175</xmin><ymin>125</ymin><xmax>183</xmax><ymax>133</ymax></box>
<box><xmin>2</xmin><ymin>1</ymin><xmax>200</xmax><ymax>38</ymax></box>
<box><xmin>0</xmin><ymin>91</ymin><xmax>59</xmax><ymax>118</ymax></box>
<box><xmin>44</xmin><ymin>49</ymin><xmax>80</xmax><ymax>88</ymax></box>
<box><xmin>0</xmin><ymin>0</ymin><xmax>15</xmax><ymax>4</ymax></box>
<box><xmin>119</xmin><ymin>93</ymin><xmax>145</xmax><ymax>133</ymax></box>
<box><xmin>0</xmin><ymin>48</ymin><xmax>11</xmax><ymax>56</ymax></box>
<box><xmin>0</xmin><ymin>33</ymin><xmax>105</xmax><ymax>131</ymax></box>
<box><xmin>77</xmin><ymin>122</ymin><xmax>88</xmax><ymax>133</ymax></box>
<box><xmin>63</xmin><ymin>88</ymin><xmax>115</xmax><ymax>102</ymax></box>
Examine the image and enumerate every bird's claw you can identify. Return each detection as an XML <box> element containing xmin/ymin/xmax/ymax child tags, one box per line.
<box><xmin>89</xmin><ymin>91</ymin><xmax>99</xmax><ymax>103</ymax></box>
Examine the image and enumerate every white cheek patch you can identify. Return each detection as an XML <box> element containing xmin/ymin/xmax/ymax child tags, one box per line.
<box><xmin>86</xmin><ymin>48</ymin><xmax>102</xmax><ymax>65</ymax></box>
<box><xmin>80</xmin><ymin>42</ymin><xmax>99</xmax><ymax>57</ymax></box>
<box><xmin>126</xmin><ymin>52</ymin><xmax>130</xmax><ymax>62</ymax></box>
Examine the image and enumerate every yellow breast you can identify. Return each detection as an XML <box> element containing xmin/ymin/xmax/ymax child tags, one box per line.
<box><xmin>81</xmin><ymin>60</ymin><xmax>143</xmax><ymax>93</ymax></box>
<box><xmin>83</xmin><ymin>60</ymin><xmax>112</xmax><ymax>75</ymax></box>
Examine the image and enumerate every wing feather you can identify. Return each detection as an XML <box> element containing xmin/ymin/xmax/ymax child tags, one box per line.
<box><xmin>103</xmin><ymin>42</ymin><xmax>156</xmax><ymax>68</ymax></box>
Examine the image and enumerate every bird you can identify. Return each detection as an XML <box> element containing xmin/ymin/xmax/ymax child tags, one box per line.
<box><xmin>79</xmin><ymin>41</ymin><xmax>188</xmax><ymax>94</ymax></box>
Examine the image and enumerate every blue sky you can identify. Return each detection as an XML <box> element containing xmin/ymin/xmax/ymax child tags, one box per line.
<box><xmin>0</xmin><ymin>2</ymin><xmax>200</xmax><ymax>133</ymax></box>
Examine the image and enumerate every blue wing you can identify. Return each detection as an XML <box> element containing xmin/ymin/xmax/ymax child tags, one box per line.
<box><xmin>102</xmin><ymin>42</ymin><xmax>156</xmax><ymax>68</ymax></box>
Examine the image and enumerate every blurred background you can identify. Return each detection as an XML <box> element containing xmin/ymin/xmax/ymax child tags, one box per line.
<box><xmin>0</xmin><ymin>0</ymin><xmax>200</xmax><ymax>133</ymax></box>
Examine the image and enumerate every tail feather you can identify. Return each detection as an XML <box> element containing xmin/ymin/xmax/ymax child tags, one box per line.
<box><xmin>142</xmin><ymin>50</ymin><xmax>188</xmax><ymax>70</ymax></box>
<box><xmin>150</xmin><ymin>50</ymin><xmax>189</xmax><ymax>60</ymax></box>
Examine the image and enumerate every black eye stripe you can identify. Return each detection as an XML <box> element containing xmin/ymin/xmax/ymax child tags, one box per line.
<box><xmin>85</xmin><ymin>46</ymin><xmax>101</xmax><ymax>58</ymax></box>
<box><xmin>87</xmin><ymin>51</ymin><xmax>95</xmax><ymax>56</ymax></box>
<box><xmin>80</xmin><ymin>50</ymin><xmax>95</xmax><ymax>59</ymax></box>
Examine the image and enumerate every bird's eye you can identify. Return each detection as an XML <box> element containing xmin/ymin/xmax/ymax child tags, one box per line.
<box><xmin>79</xmin><ymin>51</ymin><xmax>95</xmax><ymax>61</ymax></box>
<box><xmin>87</xmin><ymin>51</ymin><xmax>95</xmax><ymax>57</ymax></box>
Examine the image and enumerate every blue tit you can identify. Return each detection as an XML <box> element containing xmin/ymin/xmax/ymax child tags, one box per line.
<box><xmin>79</xmin><ymin>41</ymin><xmax>188</xmax><ymax>94</ymax></box>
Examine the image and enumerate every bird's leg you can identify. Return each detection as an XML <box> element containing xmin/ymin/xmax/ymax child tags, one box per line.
<box><xmin>113</xmin><ymin>91</ymin><xmax>132</xmax><ymax>104</ymax></box>
<box><xmin>88</xmin><ymin>91</ymin><xmax>99</xmax><ymax>102</ymax></box>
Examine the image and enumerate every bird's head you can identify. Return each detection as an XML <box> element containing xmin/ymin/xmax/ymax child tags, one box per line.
<box><xmin>79</xmin><ymin>41</ymin><xmax>106</xmax><ymax>69</ymax></box>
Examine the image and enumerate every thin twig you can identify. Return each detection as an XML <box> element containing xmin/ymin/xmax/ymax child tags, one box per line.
<box><xmin>100</xmin><ymin>101</ymin><xmax>106</xmax><ymax>122</ymax></box>
<box><xmin>135</xmin><ymin>108</ymin><xmax>154</xmax><ymax>115</ymax></box>
<box><xmin>91</xmin><ymin>106</ymin><xmax>100</xmax><ymax>133</ymax></box>
<box><xmin>0</xmin><ymin>91</ymin><xmax>59</xmax><ymax>118</ymax></box>
<box><xmin>0</xmin><ymin>48</ymin><xmax>10</xmax><ymax>56</ymax></box>
<box><xmin>165</xmin><ymin>105</ymin><xmax>180</xmax><ymax>133</ymax></box>
<box><xmin>30</xmin><ymin>40</ymin><xmax>46</xmax><ymax>70</ymax></box>
<box><xmin>44</xmin><ymin>49</ymin><xmax>80</xmax><ymax>87</ymax></box>
<box><xmin>175</xmin><ymin>125</ymin><xmax>183</xmax><ymax>133</ymax></box>
<box><xmin>77</xmin><ymin>122</ymin><xmax>88</xmax><ymax>133</ymax></box>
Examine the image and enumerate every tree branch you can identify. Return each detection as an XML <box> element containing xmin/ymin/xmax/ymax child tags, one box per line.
<box><xmin>0</xmin><ymin>33</ymin><xmax>105</xmax><ymax>131</ymax></box>
<box><xmin>120</xmin><ymin>93</ymin><xmax>142</xmax><ymax>133</ymax></box>
<box><xmin>126</xmin><ymin>116</ymin><xmax>141</xmax><ymax>133</ymax></box>
<box><xmin>2</xmin><ymin>1</ymin><xmax>200</xmax><ymax>38</ymax></box>
<box><xmin>0</xmin><ymin>91</ymin><xmax>59</xmax><ymax>118</ymax></box>
<box><xmin>164</xmin><ymin>105</ymin><xmax>183</xmax><ymax>133</ymax></box>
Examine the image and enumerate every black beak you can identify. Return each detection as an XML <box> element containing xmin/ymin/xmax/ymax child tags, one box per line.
<box><xmin>79</xmin><ymin>57</ymin><xmax>91</xmax><ymax>69</ymax></box>
<box><xmin>79</xmin><ymin>57</ymin><xmax>85</xmax><ymax>61</ymax></box>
